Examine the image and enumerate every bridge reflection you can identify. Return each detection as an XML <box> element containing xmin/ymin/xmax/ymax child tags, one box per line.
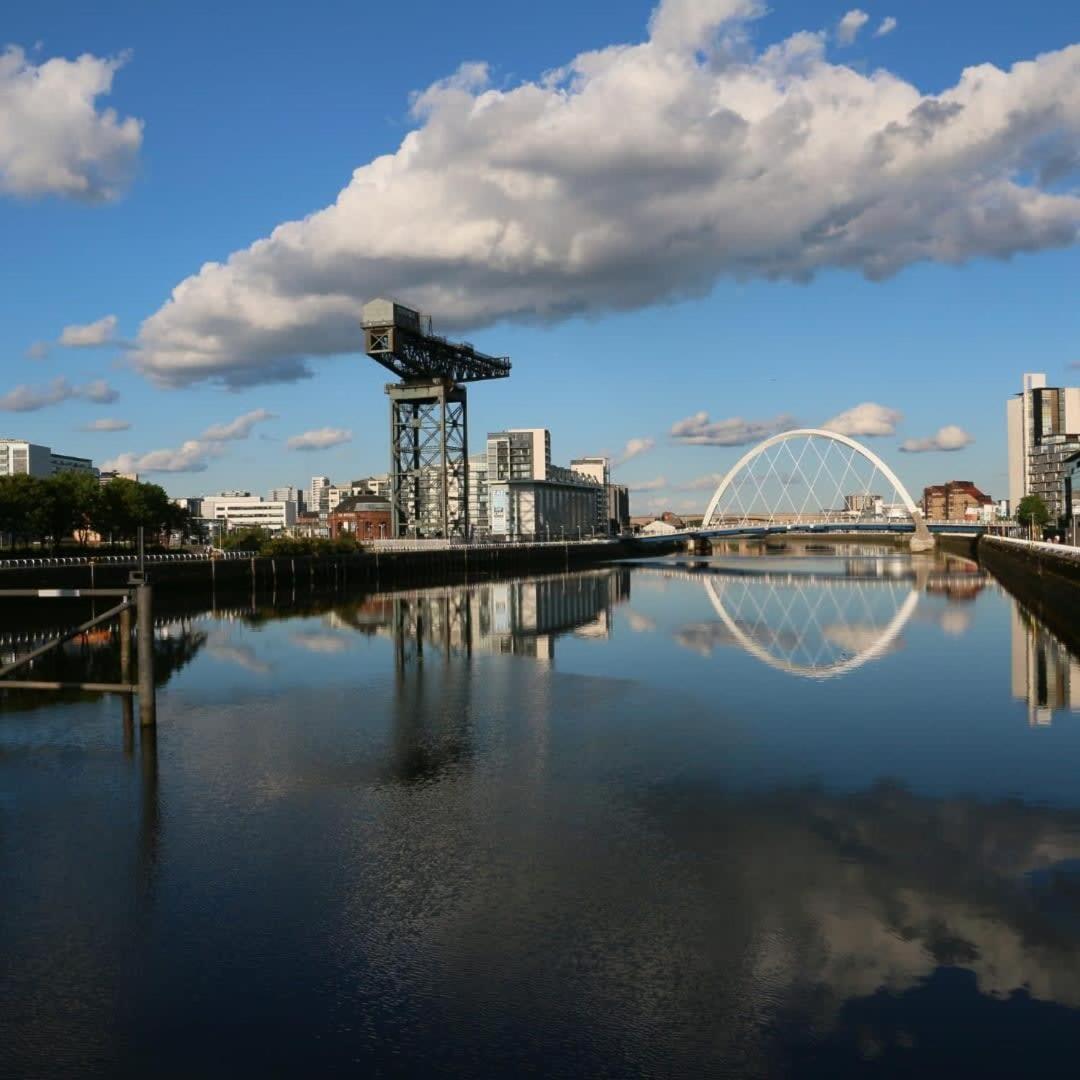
<box><xmin>642</xmin><ymin>553</ymin><xmax>991</xmax><ymax>681</ymax></box>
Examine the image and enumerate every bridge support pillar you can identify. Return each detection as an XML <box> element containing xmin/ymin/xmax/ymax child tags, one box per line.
<box><xmin>687</xmin><ymin>537</ymin><xmax>712</xmax><ymax>556</ymax></box>
<box><xmin>909</xmin><ymin>510</ymin><xmax>935</xmax><ymax>553</ymax></box>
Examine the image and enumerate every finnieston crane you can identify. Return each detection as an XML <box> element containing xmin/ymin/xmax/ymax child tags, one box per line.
<box><xmin>362</xmin><ymin>299</ymin><xmax>511</xmax><ymax>540</ymax></box>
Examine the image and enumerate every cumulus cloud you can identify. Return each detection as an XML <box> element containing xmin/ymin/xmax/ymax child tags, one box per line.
<box><xmin>59</xmin><ymin>314</ymin><xmax>118</xmax><ymax>347</ymax></box>
<box><xmin>837</xmin><ymin>9</ymin><xmax>870</xmax><ymax>45</ymax></box>
<box><xmin>80</xmin><ymin>417</ymin><xmax>130</xmax><ymax>432</ymax></box>
<box><xmin>615</xmin><ymin>437</ymin><xmax>655</xmax><ymax>465</ymax></box>
<box><xmin>102</xmin><ymin>408</ymin><xmax>275</xmax><ymax>473</ymax></box>
<box><xmin>102</xmin><ymin>440</ymin><xmax>217</xmax><ymax>475</ymax></box>
<box><xmin>822</xmin><ymin>402</ymin><xmax>901</xmax><ymax>437</ymax></box>
<box><xmin>25</xmin><ymin>341</ymin><xmax>48</xmax><ymax>361</ymax></box>
<box><xmin>132</xmin><ymin>1</ymin><xmax>1080</xmax><ymax>389</ymax></box>
<box><xmin>201</xmin><ymin>408</ymin><xmax>276</xmax><ymax>441</ymax></box>
<box><xmin>899</xmin><ymin>424</ymin><xmax>975</xmax><ymax>453</ymax></box>
<box><xmin>630</xmin><ymin>475</ymin><xmax>668</xmax><ymax>491</ymax></box>
<box><xmin>0</xmin><ymin>375</ymin><xmax>119</xmax><ymax>412</ymax></box>
<box><xmin>875</xmin><ymin>16</ymin><xmax>898</xmax><ymax>38</ymax></box>
<box><xmin>0</xmin><ymin>46</ymin><xmax>142</xmax><ymax>201</ymax></box>
<box><xmin>680</xmin><ymin>472</ymin><xmax>728</xmax><ymax>490</ymax></box>
<box><xmin>286</xmin><ymin>427</ymin><xmax>352</xmax><ymax>451</ymax></box>
<box><xmin>671</xmin><ymin>411</ymin><xmax>796</xmax><ymax>446</ymax></box>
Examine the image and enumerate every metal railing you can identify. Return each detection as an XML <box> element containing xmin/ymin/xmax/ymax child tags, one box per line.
<box><xmin>0</xmin><ymin>551</ymin><xmax>260</xmax><ymax>571</ymax></box>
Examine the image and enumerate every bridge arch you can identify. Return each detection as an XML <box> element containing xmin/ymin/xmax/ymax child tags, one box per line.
<box><xmin>700</xmin><ymin>428</ymin><xmax>929</xmax><ymax>545</ymax></box>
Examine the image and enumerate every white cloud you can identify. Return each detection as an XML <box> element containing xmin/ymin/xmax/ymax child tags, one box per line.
<box><xmin>25</xmin><ymin>341</ymin><xmax>48</xmax><ymax>361</ymax></box>
<box><xmin>80</xmin><ymin>417</ymin><xmax>130</xmax><ymax>431</ymax></box>
<box><xmin>101</xmin><ymin>408</ymin><xmax>275</xmax><ymax>473</ymax></box>
<box><xmin>822</xmin><ymin>402</ymin><xmax>902</xmax><ymax>437</ymax></box>
<box><xmin>837</xmin><ymin>9</ymin><xmax>870</xmax><ymax>45</ymax></box>
<box><xmin>102</xmin><ymin>440</ymin><xmax>219</xmax><ymax>475</ymax></box>
<box><xmin>630</xmin><ymin>475</ymin><xmax>668</xmax><ymax>491</ymax></box>
<box><xmin>680</xmin><ymin>472</ymin><xmax>728</xmax><ymax>490</ymax></box>
<box><xmin>132</xmin><ymin>1</ymin><xmax>1080</xmax><ymax>389</ymax></box>
<box><xmin>286</xmin><ymin>427</ymin><xmax>352</xmax><ymax>451</ymax></box>
<box><xmin>0</xmin><ymin>46</ymin><xmax>142</xmax><ymax>201</ymax></box>
<box><xmin>615</xmin><ymin>436</ymin><xmax>655</xmax><ymax>465</ymax></box>
<box><xmin>78</xmin><ymin>378</ymin><xmax>119</xmax><ymax>404</ymax></box>
<box><xmin>201</xmin><ymin>408</ymin><xmax>276</xmax><ymax>441</ymax></box>
<box><xmin>0</xmin><ymin>375</ymin><xmax>119</xmax><ymax>412</ymax></box>
<box><xmin>671</xmin><ymin>411</ymin><xmax>796</xmax><ymax>446</ymax></box>
<box><xmin>899</xmin><ymin>424</ymin><xmax>974</xmax><ymax>453</ymax></box>
<box><xmin>59</xmin><ymin>314</ymin><xmax>117</xmax><ymax>347</ymax></box>
<box><xmin>875</xmin><ymin>16</ymin><xmax>898</xmax><ymax>38</ymax></box>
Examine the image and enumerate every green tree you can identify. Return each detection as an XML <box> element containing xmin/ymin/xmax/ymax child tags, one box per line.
<box><xmin>0</xmin><ymin>475</ymin><xmax>43</xmax><ymax>549</ymax></box>
<box><xmin>221</xmin><ymin>526</ymin><xmax>270</xmax><ymax>552</ymax></box>
<box><xmin>1015</xmin><ymin>494</ymin><xmax>1050</xmax><ymax>537</ymax></box>
<box><xmin>39</xmin><ymin>471</ymin><xmax>102</xmax><ymax>548</ymax></box>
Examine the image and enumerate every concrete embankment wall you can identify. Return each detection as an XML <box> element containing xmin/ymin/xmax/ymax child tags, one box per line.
<box><xmin>0</xmin><ymin>540</ymin><xmax>647</xmax><ymax>599</ymax></box>
<box><xmin>977</xmin><ymin>537</ymin><xmax>1080</xmax><ymax>650</ymax></box>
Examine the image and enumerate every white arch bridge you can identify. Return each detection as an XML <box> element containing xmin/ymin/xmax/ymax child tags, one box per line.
<box><xmin>641</xmin><ymin>429</ymin><xmax>986</xmax><ymax>548</ymax></box>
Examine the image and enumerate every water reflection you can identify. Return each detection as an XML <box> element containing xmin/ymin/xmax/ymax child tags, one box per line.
<box><xmin>1012</xmin><ymin>605</ymin><xmax>1080</xmax><ymax>727</ymax></box>
<box><xmin>654</xmin><ymin>552</ymin><xmax>991</xmax><ymax>680</ymax></box>
<box><xmin>5</xmin><ymin>552</ymin><xmax>1080</xmax><ymax>1075</ymax></box>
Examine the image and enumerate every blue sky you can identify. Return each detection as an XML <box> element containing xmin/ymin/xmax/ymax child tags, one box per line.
<box><xmin>2</xmin><ymin>0</ymin><xmax>1078</xmax><ymax>513</ymax></box>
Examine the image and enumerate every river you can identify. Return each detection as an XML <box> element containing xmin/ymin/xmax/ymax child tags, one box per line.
<box><xmin>2</xmin><ymin>543</ymin><xmax>1080</xmax><ymax>1077</ymax></box>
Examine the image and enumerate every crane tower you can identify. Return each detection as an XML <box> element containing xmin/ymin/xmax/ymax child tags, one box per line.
<box><xmin>362</xmin><ymin>298</ymin><xmax>511</xmax><ymax>539</ymax></box>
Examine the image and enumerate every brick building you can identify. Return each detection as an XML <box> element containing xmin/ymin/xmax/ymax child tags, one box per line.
<box><xmin>328</xmin><ymin>495</ymin><xmax>392</xmax><ymax>541</ymax></box>
<box><xmin>922</xmin><ymin>480</ymin><xmax>993</xmax><ymax>522</ymax></box>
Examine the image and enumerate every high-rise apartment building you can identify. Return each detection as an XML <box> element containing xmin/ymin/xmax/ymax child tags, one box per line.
<box><xmin>485</xmin><ymin>429</ymin><xmax>603</xmax><ymax>541</ymax></box>
<box><xmin>308</xmin><ymin>476</ymin><xmax>332</xmax><ymax>516</ymax></box>
<box><xmin>1007</xmin><ymin>373</ymin><xmax>1080</xmax><ymax>521</ymax></box>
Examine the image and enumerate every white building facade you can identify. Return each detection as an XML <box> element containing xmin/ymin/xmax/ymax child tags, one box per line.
<box><xmin>1007</xmin><ymin>373</ymin><xmax>1080</xmax><ymax>522</ymax></box>
<box><xmin>199</xmin><ymin>493</ymin><xmax>297</xmax><ymax>534</ymax></box>
<box><xmin>0</xmin><ymin>439</ymin><xmax>95</xmax><ymax>478</ymax></box>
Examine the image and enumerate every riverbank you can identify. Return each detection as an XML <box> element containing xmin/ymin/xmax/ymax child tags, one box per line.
<box><xmin>977</xmin><ymin>536</ymin><xmax>1080</xmax><ymax>651</ymax></box>
<box><xmin>0</xmin><ymin>539</ymin><xmax>657</xmax><ymax>623</ymax></box>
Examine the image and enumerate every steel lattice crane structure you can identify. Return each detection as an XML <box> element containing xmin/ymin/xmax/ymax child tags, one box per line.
<box><xmin>362</xmin><ymin>298</ymin><xmax>511</xmax><ymax>540</ymax></box>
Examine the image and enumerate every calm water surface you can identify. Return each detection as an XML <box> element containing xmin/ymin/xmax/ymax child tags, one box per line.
<box><xmin>3</xmin><ymin>544</ymin><xmax>1080</xmax><ymax>1077</ymax></box>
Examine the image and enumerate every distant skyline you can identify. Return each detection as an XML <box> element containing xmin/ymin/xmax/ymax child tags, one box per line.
<box><xmin>2</xmin><ymin>0</ymin><xmax>1078</xmax><ymax>515</ymax></box>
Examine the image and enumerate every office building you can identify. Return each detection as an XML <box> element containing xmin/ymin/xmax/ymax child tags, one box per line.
<box><xmin>269</xmin><ymin>486</ymin><xmax>305</xmax><ymax>512</ymax></box>
<box><xmin>350</xmin><ymin>475</ymin><xmax>391</xmax><ymax>499</ymax></box>
<box><xmin>199</xmin><ymin>493</ymin><xmax>297</xmax><ymax>534</ymax></box>
<box><xmin>467</xmin><ymin>457</ymin><xmax>490</xmax><ymax>537</ymax></box>
<box><xmin>1007</xmin><ymin>373</ymin><xmax>1080</xmax><ymax>521</ymax></box>
<box><xmin>100</xmin><ymin>470</ymin><xmax>139</xmax><ymax>485</ymax></box>
<box><xmin>922</xmin><ymin>481</ymin><xmax>994</xmax><ymax>522</ymax></box>
<box><xmin>0</xmin><ymin>438</ymin><xmax>96</xmax><ymax>478</ymax></box>
<box><xmin>485</xmin><ymin>429</ymin><xmax>604</xmax><ymax>541</ymax></box>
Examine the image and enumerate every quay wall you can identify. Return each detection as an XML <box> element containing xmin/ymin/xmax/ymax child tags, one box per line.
<box><xmin>0</xmin><ymin>540</ymin><xmax>649</xmax><ymax>599</ymax></box>
<box><xmin>977</xmin><ymin>537</ymin><xmax>1080</xmax><ymax>651</ymax></box>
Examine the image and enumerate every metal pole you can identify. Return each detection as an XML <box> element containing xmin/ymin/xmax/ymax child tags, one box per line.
<box><xmin>120</xmin><ymin>603</ymin><xmax>132</xmax><ymax>684</ymax></box>
<box><xmin>137</xmin><ymin>581</ymin><xmax>156</xmax><ymax>727</ymax></box>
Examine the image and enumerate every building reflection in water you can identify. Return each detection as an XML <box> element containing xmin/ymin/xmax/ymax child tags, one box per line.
<box><xmin>329</xmin><ymin>568</ymin><xmax>632</xmax><ymax>668</ymax></box>
<box><xmin>1012</xmin><ymin>605</ymin><xmax>1080</xmax><ymax>726</ymax></box>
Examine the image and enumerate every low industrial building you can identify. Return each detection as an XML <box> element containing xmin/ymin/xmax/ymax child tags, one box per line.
<box><xmin>328</xmin><ymin>495</ymin><xmax>392</xmax><ymax>541</ymax></box>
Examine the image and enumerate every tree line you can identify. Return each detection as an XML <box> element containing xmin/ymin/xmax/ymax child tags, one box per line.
<box><xmin>0</xmin><ymin>473</ymin><xmax>190</xmax><ymax>549</ymax></box>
